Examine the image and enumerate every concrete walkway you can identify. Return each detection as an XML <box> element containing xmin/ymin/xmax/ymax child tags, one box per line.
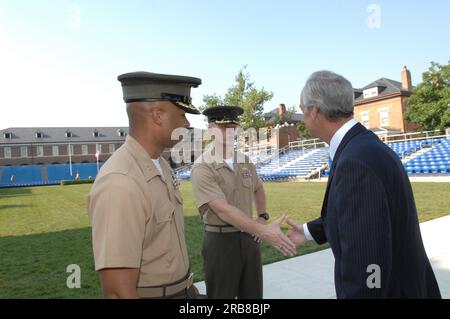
<box><xmin>195</xmin><ymin>215</ymin><xmax>450</xmax><ymax>298</ymax></box>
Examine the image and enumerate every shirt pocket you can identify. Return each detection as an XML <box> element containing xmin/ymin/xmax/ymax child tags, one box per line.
<box><xmin>155</xmin><ymin>200</ymin><xmax>175</xmax><ymax>224</ymax></box>
<box><xmin>242</xmin><ymin>177</ymin><xmax>252</xmax><ymax>188</ymax></box>
<box><xmin>152</xmin><ymin>200</ymin><xmax>175</xmax><ymax>263</ymax></box>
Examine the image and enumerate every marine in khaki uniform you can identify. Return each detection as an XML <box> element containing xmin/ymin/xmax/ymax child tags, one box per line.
<box><xmin>87</xmin><ymin>71</ymin><xmax>201</xmax><ymax>299</ymax></box>
<box><xmin>191</xmin><ymin>106</ymin><xmax>297</xmax><ymax>299</ymax></box>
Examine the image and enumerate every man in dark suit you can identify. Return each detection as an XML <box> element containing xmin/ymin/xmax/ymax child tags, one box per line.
<box><xmin>287</xmin><ymin>70</ymin><xmax>441</xmax><ymax>298</ymax></box>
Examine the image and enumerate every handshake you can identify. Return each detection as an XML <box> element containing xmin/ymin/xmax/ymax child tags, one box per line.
<box><xmin>254</xmin><ymin>215</ymin><xmax>308</xmax><ymax>257</ymax></box>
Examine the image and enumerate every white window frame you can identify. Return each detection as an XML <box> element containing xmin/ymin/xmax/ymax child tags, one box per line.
<box><xmin>363</xmin><ymin>87</ymin><xmax>379</xmax><ymax>99</ymax></box>
<box><xmin>52</xmin><ymin>145</ymin><xmax>59</xmax><ymax>156</ymax></box>
<box><xmin>378</xmin><ymin>108</ymin><xmax>389</xmax><ymax>126</ymax></box>
<box><xmin>36</xmin><ymin>146</ymin><xmax>44</xmax><ymax>157</ymax></box>
<box><xmin>109</xmin><ymin>144</ymin><xmax>115</xmax><ymax>154</ymax></box>
<box><xmin>20</xmin><ymin>146</ymin><xmax>28</xmax><ymax>158</ymax></box>
<box><xmin>67</xmin><ymin>144</ymin><xmax>75</xmax><ymax>155</ymax></box>
<box><xmin>4</xmin><ymin>147</ymin><xmax>12</xmax><ymax>158</ymax></box>
<box><xmin>81</xmin><ymin>144</ymin><xmax>88</xmax><ymax>155</ymax></box>
<box><xmin>360</xmin><ymin>111</ymin><xmax>370</xmax><ymax>128</ymax></box>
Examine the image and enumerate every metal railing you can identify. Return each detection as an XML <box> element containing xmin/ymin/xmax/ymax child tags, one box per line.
<box><xmin>380</xmin><ymin>129</ymin><xmax>446</xmax><ymax>143</ymax></box>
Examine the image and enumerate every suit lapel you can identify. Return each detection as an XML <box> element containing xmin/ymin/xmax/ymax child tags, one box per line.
<box><xmin>320</xmin><ymin>123</ymin><xmax>367</xmax><ymax>218</ymax></box>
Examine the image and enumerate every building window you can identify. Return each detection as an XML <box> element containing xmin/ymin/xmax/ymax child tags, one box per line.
<box><xmin>363</xmin><ymin>87</ymin><xmax>379</xmax><ymax>99</ymax></box>
<box><xmin>360</xmin><ymin>112</ymin><xmax>370</xmax><ymax>128</ymax></box>
<box><xmin>66</xmin><ymin>131</ymin><xmax>72</xmax><ymax>138</ymax></box>
<box><xmin>4</xmin><ymin>132</ymin><xmax>12</xmax><ymax>139</ymax></box>
<box><xmin>379</xmin><ymin>109</ymin><xmax>389</xmax><ymax>126</ymax></box>
<box><xmin>67</xmin><ymin>144</ymin><xmax>75</xmax><ymax>155</ymax></box>
<box><xmin>37</xmin><ymin>146</ymin><xmax>44</xmax><ymax>157</ymax></box>
<box><xmin>52</xmin><ymin>145</ymin><xmax>59</xmax><ymax>156</ymax></box>
<box><xmin>117</xmin><ymin>130</ymin><xmax>126</xmax><ymax>137</ymax></box>
<box><xmin>93</xmin><ymin>131</ymin><xmax>99</xmax><ymax>138</ymax></box>
<box><xmin>81</xmin><ymin>145</ymin><xmax>88</xmax><ymax>155</ymax></box>
<box><xmin>109</xmin><ymin>144</ymin><xmax>115</xmax><ymax>153</ymax></box>
<box><xmin>20</xmin><ymin>146</ymin><xmax>28</xmax><ymax>158</ymax></box>
<box><xmin>4</xmin><ymin>147</ymin><xmax>12</xmax><ymax>158</ymax></box>
<box><xmin>36</xmin><ymin>132</ymin><xmax>43</xmax><ymax>138</ymax></box>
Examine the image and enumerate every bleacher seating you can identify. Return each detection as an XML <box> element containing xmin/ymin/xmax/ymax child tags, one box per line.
<box><xmin>402</xmin><ymin>139</ymin><xmax>450</xmax><ymax>174</ymax></box>
<box><xmin>176</xmin><ymin>166</ymin><xmax>192</xmax><ymax>180</ymax></box>
<box><xmin>0</xmin><ymin>163</ymin><xmax>102</xmax><ymax>187</ymax></box>
<box><xmin>256</xmin><ymin>148</ymin><xmax>329</xmax><ymax>181</ymax></box>
<box><xmin>2</xmin><ymin>138</ymin><xmax>449</xmax><ymax>187</ymax></box>
<box><xmin>387</xmin><ymin>140</ymin><xmax>430</xmax><ymax>158</ymax></box>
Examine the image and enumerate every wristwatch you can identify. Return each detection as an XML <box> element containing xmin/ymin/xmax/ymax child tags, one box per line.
<box><xmin>258</xmin><ymin>212</ymin><xmax>270</xmax><ymax>221</ymax></box>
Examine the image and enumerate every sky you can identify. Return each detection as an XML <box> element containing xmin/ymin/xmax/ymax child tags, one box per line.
<box><xmin>1</xmin><ymin>0</ymin><xmax>449</xmax><ymax>130</ymax></box>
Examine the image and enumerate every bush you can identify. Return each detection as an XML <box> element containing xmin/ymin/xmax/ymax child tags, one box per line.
<box><xmin>60</xmin><ymin>179</ymin><xmax>95</xmax><ymax>186</ymax></box>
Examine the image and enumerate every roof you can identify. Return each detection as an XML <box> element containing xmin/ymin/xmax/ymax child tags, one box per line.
<box><xmin>354</xmin><ymin>77</ymin><xmax>411</xmax><ymax>101</ymax></box>
<box><xmin>0</xmin><ymin>127</ymin><xmax>129</xmax><ymax>145</ymax></box>
<box><xmin>263</xmin><ymin>108</ymin><xmax>303</xmax><ymax>124</ymax></box>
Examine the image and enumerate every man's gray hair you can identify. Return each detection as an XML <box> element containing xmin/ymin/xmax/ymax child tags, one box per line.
<box><xmin>301</xmin><ymin>70</ymin><xmax>354</xmax><ymax>120</ymax></box>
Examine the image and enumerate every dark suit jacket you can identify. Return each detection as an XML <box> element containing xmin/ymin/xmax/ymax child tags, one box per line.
<box><xmin>307</xmin><ymin>122</ymin><xmax>441</xmax><ymax>298</ymax></box>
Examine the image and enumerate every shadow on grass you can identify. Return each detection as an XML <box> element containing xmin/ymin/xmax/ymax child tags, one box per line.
<box><xmin>0</xmin><ymin>188</ymin><xmax>32</xmax><ymax>198</ymax></box>
<box><xmin>0</xmin><ymin>204</ymin><xmax>30</xmax><ymax>211</ymax></box>
<box><xmin>0</xmin><ymin>215</ymin><xmax>329</xmax><ymax>298</ymax></box>
<box><xmin>0</xmin><ymin>227</ymin><xmax>100</xmax><ymax>299</ymax></box>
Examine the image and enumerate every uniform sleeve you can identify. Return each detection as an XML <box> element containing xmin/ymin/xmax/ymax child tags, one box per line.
<box><xmin>191</xmin><ymin>164</ymin><xmax>226</xmax><ymax>208</ymax></box>
<box><xmin>87</xmin><ymin>173</ymin><xmax>147</xmax><ymax>271</ymax></box>
<box><xmin>251</xmin><ymin>163</ymin><xmax>263</xmax><ymax>191</ymax></box>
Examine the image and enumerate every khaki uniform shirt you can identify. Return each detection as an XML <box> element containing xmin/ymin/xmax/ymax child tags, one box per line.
<box><xmin>87</xmin><ymin>136</ymin><xmax>189</xmax><ymax>291</ymax></box>
<box><xmin>191</xmin><ymin>147</ymin><xmax>263</xmax><ymax>225</ymax></box>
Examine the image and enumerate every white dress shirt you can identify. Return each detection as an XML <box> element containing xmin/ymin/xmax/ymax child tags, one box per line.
<box><xmin>224</xmin><ymin>157</ymin><xmax>234</xmax><ymax>171</ymax></box>
<box><xmin>302</xmin><ymin>118</ymin><xmax>358</xmax><ymax>242</ymax></box>
<box><xmin>152</xmin><ymin>157</ymin><xmax>164</xmax><ymax>178</ymax></box>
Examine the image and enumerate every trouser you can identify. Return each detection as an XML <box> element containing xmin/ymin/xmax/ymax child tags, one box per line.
<box><xmin>202</xmin><ymin>231</ymin><xmax>263</xmax><ymax>299</ymax></box>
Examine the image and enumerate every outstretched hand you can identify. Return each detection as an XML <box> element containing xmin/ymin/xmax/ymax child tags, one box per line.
<box><xmin>260</xmin><ymin>215</ymin><xmax>297</xmax><ymax>257</ymax></box>
<box><xmin>286</xmin><ymin>217</ymin><xmax>307</xmax><ymax>247</ymax></box>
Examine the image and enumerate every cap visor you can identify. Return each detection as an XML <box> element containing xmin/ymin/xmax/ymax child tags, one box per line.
<box><xmin>214</xmin><ymin>120</ymin><xmax>240</xmax><ymax>125</ymax></box>
<box><xmin>173</xmin><ymin>101</ymin><xmax>201</xmax><ymax>114</ymax></box>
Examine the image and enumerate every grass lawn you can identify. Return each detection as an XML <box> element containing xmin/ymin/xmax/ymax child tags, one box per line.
<box><xmin>1</xmin><ymin>181</ymin><xmax>449</xmax><ymax>298</ymax></box>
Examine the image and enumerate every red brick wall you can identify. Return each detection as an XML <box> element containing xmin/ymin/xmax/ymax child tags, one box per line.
<box><xmin>354</xmin><ymin>96</ymin><xmax>406</xmax><ymax>132</ymax></box>
<box><xmin>0</xmin><ymin>142</ymin><xmax>125</xmax><ymax>166</ymax></box>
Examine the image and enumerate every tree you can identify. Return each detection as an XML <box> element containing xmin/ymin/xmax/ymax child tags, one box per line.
<box><xmin>268</xmin><ymin>105</ymin><xmax>297</xmax><ymax>125</ymax></box>
<box><xmin>199</xmin><ymin>93</ymin><xmax>222</xmax><ymax>112</ymax></box>
<box><xmin>202</xmin><ymin>65</ymin><xmax>274</xmax><ymax>130</ymax></box>
<box><xmin>297</xmin><ymin>122</ymin><xmax>312</xmax><ymax>140</ymax></box>
<box><xmin>404</xmin><ymin>61</ymin><xmax>450</xmax><ymax>131</ymax></box>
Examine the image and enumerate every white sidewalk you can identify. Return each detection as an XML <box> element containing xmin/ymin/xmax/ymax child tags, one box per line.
<box><xmin>195</xmin><ymin>215</ymin><xmax>450</xmax><ymax>298</ymax></box>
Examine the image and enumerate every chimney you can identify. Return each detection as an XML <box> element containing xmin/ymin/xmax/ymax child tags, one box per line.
<box><xmin>278</xmin><ymin>103</ymin><xmax>286</xmax><ymax>117</ymax></box>
<box><xmin>401</xmin><ymin>66</ymin><xmax>412</xmax><ymax>92</ymax></box>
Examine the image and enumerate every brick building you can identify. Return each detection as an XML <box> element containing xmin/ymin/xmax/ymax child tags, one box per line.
<box><xmin>0</xmin><ymin>127</ymin><xmax>128</xmax><ymax>166</ymax></box>
<box><xmin>353</xmin><ymin>66</ymin><xmax>419</xmax><ymax>135</ymax></box>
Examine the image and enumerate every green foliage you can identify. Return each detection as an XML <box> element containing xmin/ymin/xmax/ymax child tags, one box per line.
<box><xmin>268</xmin><ymin>105</ymin><xmax>297</xmax><ymax>125</ymax></box>
<box><xmin>405</xmin><ymin>61</ymin><xmax>450</xmax><ymax>131</ymax></box>
<box><xmin>199</xmin><ymin>93</ymin><xmax>222</xmax><ymax>112</ymax></box>
<box><xmin>298</xmin><ymin>121</ymin><xmax>313</xmax><ymax>140</ymax></box>
<box><xmin>202</xmin><ymin>65</ymin><xmax>274</xmax><ymax>130</ymax></box>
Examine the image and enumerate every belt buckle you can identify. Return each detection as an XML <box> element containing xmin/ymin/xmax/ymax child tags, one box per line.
<box><xmin>187</xmin><ymin>272</ymin><xmax>194</xmax><ymax>288</ymax></box>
